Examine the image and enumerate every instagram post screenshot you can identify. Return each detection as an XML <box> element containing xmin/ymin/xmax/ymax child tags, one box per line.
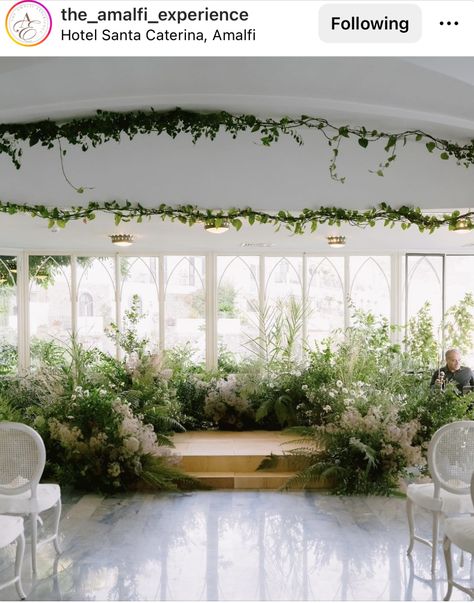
<box><xmin>1</xmin><ymin>1</ymin><xmax>474</xmax><ymax>601</ymax></box>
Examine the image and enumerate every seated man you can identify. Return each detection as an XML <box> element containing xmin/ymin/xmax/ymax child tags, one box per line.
<box><xmin>430</xmin><ymin>348</ymin><xmax>474</xmax><ymax>393</ymax></box>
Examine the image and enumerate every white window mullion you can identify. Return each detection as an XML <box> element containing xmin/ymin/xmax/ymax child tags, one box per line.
<box><xmin>115</xmin><ymin>253</ymin><xmax>122</xmax><ymax>361</ymax></box>
<box><xmin>390</xmin><ymin>252</ymin><xmax>403</xmax><ymax>343</ymax></box>
<box><xmin>206</xmin><ymin>252</ymin><xmax>217</xmax><ymax>370</ymax></box>
<box><xmin>259</xmin><ymin>255</ymin><xmax>266</xmax><ymax>361</ymax></box>
<box><xmin>344</xmin><ymin>255</ymin><xmax>350</xmax><ymax>329</ymax></box>
<box><xmin>17</xmin><ymin>252</ymin><xmax>30</xmax><ymax>374</ymax></box>
<box><xmin>71</xmin><ymin>255</ymin><xmax>78</xmax><ymax>340</ymax></box>
<box><xmin>302</xmin><ymin>253</ymin><xmax>308</xmax><ymax>360</ymax></box>
<box><xmin>159</xmin><ymin>255</ymin><xmax>165</xmax><ymax>351</ymax></box>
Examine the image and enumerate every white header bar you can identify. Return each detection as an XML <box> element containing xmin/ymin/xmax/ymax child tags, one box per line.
<box><xmin>0</xmin><ymin>0</ymin><xmax>472</xmax><ymax>56</ymax></box>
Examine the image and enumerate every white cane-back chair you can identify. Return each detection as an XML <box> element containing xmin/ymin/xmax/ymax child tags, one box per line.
<box><xmin>0</xmin><ymin>515</ymin><xmax>26</xmax><ymax>599</ymax></box>
<box><xmin>0</xmin><ymin>422</ymin><xmax>61</xmax><ymax>574</ymax></box>
<box><xmin>443</xmin><ymin>471</ymin><xmax>474</xmax><ymax>600</ymax></box>
<box><xmin>406</xmin><ymin>420</ymin><xmax>474</xmax><ymax>574</ymax></box>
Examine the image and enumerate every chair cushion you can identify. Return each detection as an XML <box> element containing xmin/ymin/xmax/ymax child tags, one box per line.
<box><xmin>0</xmin><ymin>515</ymin><xmax>23</xmax><ymax>548</ymax></box>
<box><xmin>445</xmin><ymin>516</ymin><xmax>474</xmax><ymax>555</ymax></box>
<box><xmin>0</xmin><ymin>483</ymin><xmax>60</xmax><ymax>514</ymax></box>
<box><xmin>407</xmin><ymin>482</ymin><xmax>474</xmax><ymax>514</ymax></box>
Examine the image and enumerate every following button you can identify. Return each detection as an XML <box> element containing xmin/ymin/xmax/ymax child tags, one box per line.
<box><xmin>319</xmin><ymin>3</ymin><xmax>422</xmax><ymax>43</ymax></box>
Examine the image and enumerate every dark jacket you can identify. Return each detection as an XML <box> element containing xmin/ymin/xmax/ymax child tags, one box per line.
<box><xmin>430</xmin><ymin>365</ymin><xmax>474</xmax><ymax>393</ymax></box>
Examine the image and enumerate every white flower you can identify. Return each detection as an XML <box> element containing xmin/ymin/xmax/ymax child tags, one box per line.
<box><xmin>71</xmin><ymin>394</ymin><xmax>76</xmax><ymax>401</ymax></box>
<box><xmin>294</xmin><ymin>371</ymin><xmax>302</xmax><ymax>377</ymax></box>
<box><xmin>342</xmin><ymin>388</ymin><xmax>348</xmax><ymax>394</ymax></box>
<box><xmin>329</xmin><ymin>391</ymin><xmax>335</xmax><ymax>398</ymax></box>
<box><xmin>74</xmin><ymin>386</ymin><xmax>83</xmax><ymax>393</ymax></box>
<box><xmin>108</xmin><ymin>462</ymin><xmax>121</xmax><ymax>477</ymax></box>
<box><xmin>99</xmin><ymin>389</ymin><xmax>107</xmax><ymax>396</ymax></box>
<box><xmin>336</xmin><ymin>380</ymin><xmax>343</xmax><ymax>388</ymax></box>
<box><xmin>124</xmin><ymin>437</ymin><xmax>140</xmax><ymax>453</ymax></box>
<box><xmin>323</xmin><ymin>405</ymin><xmax>332</xmax><ymax>412</ymax></box>
<box><xmin>302</xmin><ymin>384</ymin><xmax>308</xmax><ymax>391</ymax></box>
<box><xmin>83</xmin><ymin>390</ymin><xmax>90</xmax><ymax>397</ymax></box>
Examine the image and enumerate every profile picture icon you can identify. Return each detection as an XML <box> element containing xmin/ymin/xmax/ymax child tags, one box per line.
<box><xmin>5</xmin><ymin>0</ymin><xmax>52</xmax><ymax>46</ymax></box>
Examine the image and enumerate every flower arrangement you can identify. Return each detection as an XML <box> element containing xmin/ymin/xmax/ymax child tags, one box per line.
<box><xmin>204</xmin><ymin>374</ymin><xmax>254</xmax><ymax>430</ymax></box>
<box><xmin>287</xmin><ymin>380</ymin><xmax>424</xmax><ymax>495</ymax></box>
<box><xmin>44</xmin><ymin>384</ymin><xmax>186</xmax><ymax>491</ymax></box>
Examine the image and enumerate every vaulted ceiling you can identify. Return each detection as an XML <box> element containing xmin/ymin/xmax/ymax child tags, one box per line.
<box><xmin>1</xmin><ymin>57</ymin><xmax>474</xmax><ymax>253</ymax></box>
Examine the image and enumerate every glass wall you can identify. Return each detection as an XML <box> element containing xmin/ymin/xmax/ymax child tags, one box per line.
<box><xmin>350</xmin><ymin>256</ymin><xmax>391</xmax><ymax>319</ymax></box>
<box><xmin>29</xmin><ymin>256</ymin><xmax>72</xmax><ymax>364</ymax></box>
<box><xmin>445</xmin><ymin>255</ymin><xmax>474</xmax><ymax>366</ymax></box>
<box><xmin>0</xmin><ymin>256</ymin><xmax>17</xmax><ymax>374</ymax></box>
<box><xmin>405</xmin><ymin>254</ymin><xmax>474</xmax><ymax>365</ymax></box>
<box><xmin>5</xmin><ymin>251</ymin><xmax>449</xmax><ymax>370</ymax></box>
<box><xmin>164</xmin><ymin>256</ymin><xmax>206</xmax><ymax>360</ymax></box>
<box><xmin>307</xmin><ymin>257</ymin><xmax>345</xmax><ymax>345</ymax></box>
<box><xmin>217</xmin><ymin>256</ymin><xmax>259</xmax><ymax>359</ymax></box>
<box><xmin>120</xmin><ymin>257</ymin><xmax>160</xmax><ymax>354</ymax></box>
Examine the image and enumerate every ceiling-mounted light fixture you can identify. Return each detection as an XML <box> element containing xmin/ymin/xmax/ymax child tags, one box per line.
<box><xmin>204</xmin><ymin>221</ymin><xmax>229</xmax><ymax>234</ymax></box>
<box><xmin>327</xmin><ymin>235</ymin><xmax>346</xmax><ymax>248</ymax></box>
<box><xmin>110</xmin><ymin>234</ymin><xmax>134</xmax><ymax>247</ymax></box>
<box><xmin>453</xmin><ymin>219</ymin><xmax>471</xmax><ymax>234</ymax></box>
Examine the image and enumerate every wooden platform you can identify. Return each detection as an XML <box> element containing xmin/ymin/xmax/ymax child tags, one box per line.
<box><xmin>172</xmin><ymin>431</ymin><xmax>314</xmax><ymax>490</ymax></box>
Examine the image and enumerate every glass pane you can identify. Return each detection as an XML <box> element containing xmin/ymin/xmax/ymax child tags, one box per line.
<box><xmin>264</xmin><ymin>257</ymin><xmax>304</xmax><ymax>361</ymax></box>
<box><xmin>164</xmin><ymin>256</ymin><xmax>206</xmax><ymax>361</ymax></box>
<box><xmin>0</xmin><ymin>256</ymin><xmax>18</xmax><ymax>375</ymax></box>
<box><xmin>120</xmin><ymin>257</ymin><xmax>159</xmax><ymax>352</ymax></box>
<box><xmin>406</xmin><ymin>255</ymin><xmax>443</xmax><ymax>329</ymax></box>
<box><xmin>350</xmin><ymin>256</ymin><xmax>391</xmax><ymax>319</ymax></box>
<box><xmin>445</xmin><ymin>255</ymin><xmax>474</xmax><ymax>366</ymax></box>
<box><xmin>307</xmin><ymin>257</ymin><xmax>345</xmax><ymax>345</ymax></box>
<box><xmin>217</xmin><ymin>256</ymin><xmax>259</xmax><ymax>360</ymax></box>
<box><xmin>29</xmin><ymin>256</ymin><xmax>72</xmax><ymax>363</ymax></box>
<box><xmin>77</xmin><ymin>257</ymin><xmax>116</xmax><ymax>355</ymax></box>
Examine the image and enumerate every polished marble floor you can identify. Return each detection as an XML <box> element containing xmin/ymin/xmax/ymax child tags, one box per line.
<box><xmin>0</xmin><ymin>491</ymin><xmax>472</xmax><ymax>601</ymax></box>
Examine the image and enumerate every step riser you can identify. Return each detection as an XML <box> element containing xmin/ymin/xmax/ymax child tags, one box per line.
<box><xmin>178</xmin><ymin>455</ymin><xmax>306</xmax><ymax>473</ymax></box>
<box><xmin>190</xmin><ymin>474</ymin><xmax>329</xmax><ymax>490</ymax></box>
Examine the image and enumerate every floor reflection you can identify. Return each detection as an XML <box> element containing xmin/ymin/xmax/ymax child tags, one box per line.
<box><xmin>0</xmin><ymin>491</ymin><xmax>471</xmax><ymax>600</ymax></box>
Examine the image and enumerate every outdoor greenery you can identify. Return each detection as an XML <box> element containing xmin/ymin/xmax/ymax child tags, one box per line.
<box><xmin>1</xmin><ymin>294</ymin><xmax>474</xmax><ymax>495</ymax></box>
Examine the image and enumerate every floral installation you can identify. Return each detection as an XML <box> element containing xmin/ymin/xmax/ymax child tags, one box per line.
<box><xmin>2</xmin><ymin>301</ymin><xmax>474</xmax><ymax>495</ymax></box>
<box><xmin>46</xmin><ymin>384</ymin><xmax>178</xmax><ymax>491</ymax></box>
<box><xmin>287</xmin><ymin>379</ymin><xmax>424</xmax><ymax>495</ymax></box>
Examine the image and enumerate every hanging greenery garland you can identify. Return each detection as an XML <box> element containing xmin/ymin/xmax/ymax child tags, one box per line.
<box><xmin>1</xmin><ymin>108</ymin><xmax>474</xmax><ymax>184</ymax></box>
<box><xmin>0</xmin><ymin>199</ymin><xmax>472</xmax><ymax>233</ymax></box>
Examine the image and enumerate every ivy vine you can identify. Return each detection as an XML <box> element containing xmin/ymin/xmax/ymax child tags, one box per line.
<box><xmin>0</xmin><ymin>199</ymin><xmax>473</xmax><ymax>234</ymax></box>
<box><xmin>1</xmin><ymin>108</ymin><xmax>474</xmax><ymax>185</ymax></box>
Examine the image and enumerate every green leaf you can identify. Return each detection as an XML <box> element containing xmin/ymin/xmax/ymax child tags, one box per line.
<box><xmin>426</xmin><ymin>142</ymin><xmax>436</xmax><ymax>153</ymax></box>
<box><xmin>231</xmin><ymin>218</ymin><xmax>243</xmax><ymax>231</ymax></box>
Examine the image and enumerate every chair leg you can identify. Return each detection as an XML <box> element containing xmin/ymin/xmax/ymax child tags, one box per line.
<box><xmin>53</xmin><ymin>498</ymin><xmax>62</xmax><ymax>555</ymax></box>
<box><xmin>15</xmin><ymin>531</ymin><xmax>26</xmax><ymax>600</ymax></box>
<box><xmin>443</xmin><ymin>535</ymin><xmax>453</xmax><ymax>601</ymax></box>
<box><xmin>431</xmin><ymin>512</ymin><xmax>440</xmax><ymax>574</ymax></box>
<box><xmin>31</xmin><ymin>512</ymin><xmax>38</xmax><ymax>575</ymax></box>
<box><xmin>407</xmin><ymin>498</ymin><xmax>415</xmax><ymax>555</ymax></box>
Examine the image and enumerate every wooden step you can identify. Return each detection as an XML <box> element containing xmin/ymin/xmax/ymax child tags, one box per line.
<box><xmin>188</xmin><ymin>471</ymin><xmax>295</xmax><ymax>490</ymax></box>
<box><xmin>178</xmin><ymin>454</ymin><xmax>306</xmax><ymax>473</ymax></box>
<box><xmin>172</xmin><ymin>431</ymin><xmax>320</xmax><ymax>491</ymax></box>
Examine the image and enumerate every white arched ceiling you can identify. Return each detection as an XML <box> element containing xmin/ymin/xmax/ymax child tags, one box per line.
<box><xmin>1</xmin><ymin>57</ymin><xmax>474</xmax><ymax>252</ymax></box>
